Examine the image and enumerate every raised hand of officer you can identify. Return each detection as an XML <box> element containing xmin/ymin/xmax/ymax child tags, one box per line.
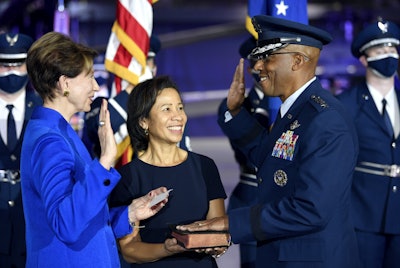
<box><xmin>175</xmin><ymin>216</ymin><xmax>230</xmax><ymax>257</ymax></box>
<box><xmin>227</xmin><ymin>58</ymin><xmax>246</xmax><ymax>116</ymax></box>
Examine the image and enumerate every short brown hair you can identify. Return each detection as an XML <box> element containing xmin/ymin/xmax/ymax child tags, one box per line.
<box><xmin>26</xmin><ymin>32</ymin><xmax>97</xmax><ymax>101</ymax></box>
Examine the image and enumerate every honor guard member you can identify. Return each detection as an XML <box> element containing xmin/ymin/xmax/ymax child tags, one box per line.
<box><xmin>0</xmin><ymin>33</ymin><xmax>40</xmax><ymax>268</ymax></box>
<box><xmin>177</xmin><ymin>15</ymin><xmax>360</xmax><ymax>268</ymax></box>
<box><xmin>217</xmin><ymin>36</ymin><xmax>272</xmax><ymax>268</ymax></box>
<box><xmin>337</xmin><ymin>18</ymin><xmax>400</xmax><ymax>267</ymax></box>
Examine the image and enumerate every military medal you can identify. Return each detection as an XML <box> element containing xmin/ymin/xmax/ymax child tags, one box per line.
<box><xmin>274</xmin><ymin>169</ymin><xmax>288</xmax><ymax>187</ymax></box>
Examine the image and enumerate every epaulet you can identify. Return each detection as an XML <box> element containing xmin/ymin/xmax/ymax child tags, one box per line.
<box><xmin>309</xmin><ymin>95</ymin><xmax>329</xmax><ymax>111</ymax></box>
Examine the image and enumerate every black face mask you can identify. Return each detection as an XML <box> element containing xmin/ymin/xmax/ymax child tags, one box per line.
<box><xmin>367</xmin><ymin>53</ymin><xmax>399</xmax><ymax>78</ymax></box>
<box><xmin>0</xmin><ymin>70</ymin><xmax>28</xmax><ymax>93</ymax></box>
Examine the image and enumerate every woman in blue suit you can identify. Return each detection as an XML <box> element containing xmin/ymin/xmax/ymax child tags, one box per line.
<box><xmin>20</xmin><ymin>32</ymin><xmax>168</xmax><ymax>267</ymax></box>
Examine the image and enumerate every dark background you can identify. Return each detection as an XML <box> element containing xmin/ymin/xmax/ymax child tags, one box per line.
<box><xmin>0</xmin><ymin>0</ymin><xmax>398</xmax><ymax>135</ymax></box>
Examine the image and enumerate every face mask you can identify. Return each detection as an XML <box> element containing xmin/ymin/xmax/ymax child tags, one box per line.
<box><xmin>366</xmin><ymin>53</ymin><xmax>399</xmax><ymax>78</ymax></box>
<box><xmin>0</xmin><ymin>70</ymin><xmax>28</xmax><ymax>94</ymax></box>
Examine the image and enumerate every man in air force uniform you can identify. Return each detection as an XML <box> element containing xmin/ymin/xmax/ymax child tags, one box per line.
<box><xmin>337</xmin><ymin>18</ymin><xmax>400</xmax><ymax>267</ymax></box>
<box><xmin>178</xmin><ymin>15</ymin><xmax>360</xmax><ymax>268</ymax></box>
<box><xmin>0</xmin><ymin>32</ymin><xmax>41</xmax><ymax>268</ymax></box>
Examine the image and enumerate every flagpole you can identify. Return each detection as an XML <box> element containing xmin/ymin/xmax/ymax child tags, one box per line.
<box><xmin>54</xmin><ymin>0</ymin><xmax>70</xmax><ymax>35</ymax></box>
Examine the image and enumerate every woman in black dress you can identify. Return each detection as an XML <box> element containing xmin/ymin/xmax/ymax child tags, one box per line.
<box><xmin>109</xmin><ymin>76</ymin><xmax>228</xmax><ymax>268</ymax></box>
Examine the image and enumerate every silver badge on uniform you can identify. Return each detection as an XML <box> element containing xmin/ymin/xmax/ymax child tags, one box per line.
<box><xmin>290</xmin><ymin>120</ymin><xmax>300</xmax><ymax>130</ymax></box>
<box><xmin>274</xmin><ymin>169</ymin><xmax>288</xmax><ymax>187</ymax></box>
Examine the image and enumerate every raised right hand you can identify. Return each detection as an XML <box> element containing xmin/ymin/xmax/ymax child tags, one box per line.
<box><xmin>98</xmin><ymin>99</ymin><xmax>117</xmax><ymax>169</ymax></box>
<box><xmin>226</xmin><ymin>58</ymin><xmax>246</xmax><ymax>116</ymax></box>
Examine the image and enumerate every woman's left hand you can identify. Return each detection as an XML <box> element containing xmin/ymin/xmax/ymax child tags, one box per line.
<box><xmin>128</xmin><ymin>187</ymin><xmax>169</xmax><ymax>222</ymax></box>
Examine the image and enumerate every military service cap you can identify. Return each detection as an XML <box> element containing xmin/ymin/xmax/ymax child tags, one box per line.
<box><xmin>250</xmin><ymin>15</ymin><xmax>332</xmax><ymax>60</ymax></box>
<box><xmin>0</xmin><ymin>33</ymin><xmax>33</xmax><ymax>66</ymax></box>
<box><xmin>239</xmin><ymin>36</ymin><xmax>257</xmax><ymax>59</ymax></box>
<box><xmin>351</xmin><ymin>18</ymin><xmax>400</xmax><ymax>58</ymax></box>
<box><xmin>148</xmin><ymin>35</ymin><xmax>161</xmax><ymax>58</ymax></box>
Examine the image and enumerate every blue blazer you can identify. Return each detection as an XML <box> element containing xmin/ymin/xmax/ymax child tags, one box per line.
<box><xmin>337</xmin><ymin>81</ymin><xmax>400</xmax><ymax>234</ymax></box>
<box><xmin>219</xmin><ymin>80</ymin><xmax>360</xmax><ymax>267</ymax></box>
<box><xmin>21</xmin><ymin>106</ymin><xmax>131</xmax><ymax>267</ymax></box>
<box><xmin>0</xmin><ymin>89</ymin><xmax>41</xmax><ymax>260</ymax></box>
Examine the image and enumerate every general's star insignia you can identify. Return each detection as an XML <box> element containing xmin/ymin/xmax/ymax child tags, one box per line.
<box><xmin>275</xmin><ymin>0</ymin><xmax>289</xmax><ymax>16</ymax></box>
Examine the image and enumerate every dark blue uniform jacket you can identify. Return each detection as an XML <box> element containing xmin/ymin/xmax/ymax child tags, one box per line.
<box><xmin>338</xmin><ymin>81</ymin><xmax>400</xmax><ymax>234</ymax></box>
<box><xmin>219</xmin><ymin>79</ymin><xmax>360</xmax><ymax>268</ymax></box>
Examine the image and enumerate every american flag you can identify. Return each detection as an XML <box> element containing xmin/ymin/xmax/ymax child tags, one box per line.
<box><xmin>104</xmin><ymin>0</ymin><xmax>158</xmax><ymax>166</ymax></box>
<box><xmin>105</xmin><ymin>0</ymin><xmax>157</xmax><ymax>96</ymax></box>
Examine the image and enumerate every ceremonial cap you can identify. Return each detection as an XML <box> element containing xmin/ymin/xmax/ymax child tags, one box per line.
<box><xmin>148</xmin><ymin>35</ymin><xmax>161</xmax><ymax>58</ymax></box>
<box><xmin>0</xmin><ymin>33</ymin><xmax>33</xmax><ymax>66</ymax></box>
<box><xmin>351</xmin><ymin>18</ymin><xmax>400</xmax><ymax>58</ymax></box>
<box><xmin>93</xmin><ymin>53</ymin><xmax>106</xmax><ymax>71</ymax></box>
<box><xmin>239</xmin><ymin>36</ymin><xmax>257</xmax><ymax>59</ymax></box>
<box><xmin>250</xmin><ymin>15</ymin><xmax>332</xmax><ymax>60</ymax></box>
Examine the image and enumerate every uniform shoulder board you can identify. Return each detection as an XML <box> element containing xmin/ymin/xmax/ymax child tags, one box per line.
<box><xmin>309</xmin><ymin>95</ymin><xmax>329</xmax><ymax>111</ymax></box>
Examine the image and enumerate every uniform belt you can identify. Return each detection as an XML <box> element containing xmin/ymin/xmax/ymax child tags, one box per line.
<box><xmin>240</xmin><ymin>165</ymin><xmax>257</xmax><ymax>175</ymax></box>
<box><xmin>0</xmin><ymin>169</ymin><xmax>21</xmax><ymax>184</ymax></box>
<box><xmin>355</xmin><ymin>162</ymin><xmax>400</xmax><ymax>178</ymax></box>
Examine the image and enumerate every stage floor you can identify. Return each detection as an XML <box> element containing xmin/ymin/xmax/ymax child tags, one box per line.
<box><xmin>190</xmin><ymin>136</ymin><xmax>240</xmax><ymax>268</ymax></box>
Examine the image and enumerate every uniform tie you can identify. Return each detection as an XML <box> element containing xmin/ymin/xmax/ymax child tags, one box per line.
<box><xmin>6</xmin><ymin>104</ymin><xmax>17</xmax><ymax>150</ymax></box>
<box><xmin>271</xmin><ymin>109</ymin><xmax>282</xmax><ymax>130</ymax></box>
<box><xmin>382</xmin><ymin>99</ymin><xmax>394</xmax><ymax>138</ymax></box>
